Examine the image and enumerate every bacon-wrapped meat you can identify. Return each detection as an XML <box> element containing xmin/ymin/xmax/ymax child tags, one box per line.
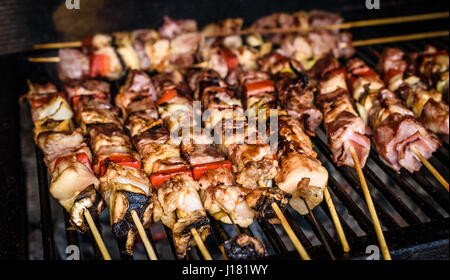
<box><xmin>368</xmin><ymin>89</ymin><xmax>441</xmax><ymax>173</ymax></box>
<box><xmin>316</xmin><ymin>67</ymin><xmax>371</xmax><ymax>168</ymax></box>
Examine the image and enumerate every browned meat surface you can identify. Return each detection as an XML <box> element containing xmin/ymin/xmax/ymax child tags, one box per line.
<box><xmin>377</xmin><ymin>47</ymin><xmax>407</xmax><ymax>75</ymax></box>
<box><xmin>64</xmin><ymin>79</ymin><xmax>110</xmax><ymax>101</ymax></box>
<box><xmin>275</xmin><ymin>72</ymin><xmax>322</xmax><ymax>135</ymax></box>
<box><xmin>244</xmin><ymin>187</ymin><xmax>288</xmax><ymax>224</ymax></box>
<box><xmin>120</xmin><ymin>70</ymin><xmax>158</xmax><ymax>101</ymax></box>
<box><xmin>223</xmin><ymin>234</ymin><xmax>266</xmax><ymax>260</ymax></box>
<box><xmin>316</xmin><ymin>86</ymin><xmax>371</xmax><ymax>168</ymax></box>
<box><xmin>421</xmin><ymin>99</ymin><xmax>449</xmax><ymax>136</ymax></box>
<box><xmin>198</xmin><ymin>167</ymin><xmax>235</xmax><ymax>190</ymax></box>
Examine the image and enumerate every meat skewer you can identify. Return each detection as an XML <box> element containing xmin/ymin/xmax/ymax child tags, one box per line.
<box><xmin>310</xmin><ymin>55</ymin><xmax>392</xmax><ymax>260</ymax></box>
<box><xmin>377</xmin><ymin>47</ymin><xmax>448</xmax><ymax>139</ymax></box>
<box><xmin>22</xmin><ymin>81</ymin><xmax>112</xmax><ymax>260</ymax></box>
<box><xmin>116</xmin><ymin>70</ymin><xmax>213</xmax><ymax>259</ymax></box>
<box><xmin>258</xmin><ymin>57</ymin><xmax>350</xmax><ymax>253</ymax></box>
<box><xmin>188</xmin><ymin>68</ymin><xmax>317</xmax><ymax>259</ymax></box>
<box><xmin>33</xmin><ymin>12</ymin><xmax>447</xmax><ymax>49</ymax></box>
<box><xmin>346</xmin><ymin>53</ymin><xmax>448</xmax><ymax>190</ymax></box>
<box><xmin>66</xmin><ymin>79</ymin><xmax>157</xmax><ymax>258</ymax></box>
<box><xmin>156</xmin><ymin>70</ymin><xmax>273</xmax><ymax>259</ymax></box>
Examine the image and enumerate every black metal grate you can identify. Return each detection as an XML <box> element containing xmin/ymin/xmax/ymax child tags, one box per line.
<box><xmin>28</xmin><ymin>36</ymin><xmax>449</xmax><ymax>260</ymax></box>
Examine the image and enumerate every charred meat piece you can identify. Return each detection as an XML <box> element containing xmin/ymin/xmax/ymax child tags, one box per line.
<box><xmin>223</xmin><ymin>234</ymin><xmax>266</xmax><ymax>260</ymax></box>
<box><xmin>275</xmin><ymin>72</ymin><xmax>323</xmax><ymax>135</ymax></box>
<box><xmin>244</xmin><ymin>187</ymin><xmax>289</xmax><ymax>224</ymax></box>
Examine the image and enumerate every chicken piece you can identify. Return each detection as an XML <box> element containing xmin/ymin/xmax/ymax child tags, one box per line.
<box><xmin>222</xmin><ymin>234</ymin><xmax>266</xmax><ymax>260</ymax></box>
<box><xmin>198</xmin><ymin>167</ymin><xmax>235</xmax><ymax>190</ymax></box>
<box><xmin>76</xmin><ymin>107</ymin><xmax>122</xmax><ymax>133</ymax></box>
<box><xmin>203</xmin><ymin>184</ymin><xmax>255</xmax><ymax>228</ymax></box>
<box><xmin>156</xmin><ymin>175</ymin><xmax>210</xmax><ymax>258</ymax></box>
<box><xmin>117</xmin><ymin>70</ymin><xmax>158</xmax><ymax>104</ymax></box>
<box><xmin>88</xmin><ymin>124</ymin><xmax>133</xmax><ymax>154</ymax></box>
<box><xmin>158</xmin><ymin>16</ymin><xmax>197</xmax><ymax>40</ymax></box>
<box><xmin>132</xmin><ymin>126</ymin><xmax>181</xmax><ymax>175</ymax></box>
<box><xmin>50</xmin><ymin>158</ymin><xmax>102</xmax><ymax>231</ymax></box>
<box><xmin>99</xmin><ymin>163</ymin><xmax>154</xmax><ymax>255</ymax></box>
<box><xmin>229</xmin><ymin>144</ymin><xmax>278</xmax><ymax>189</ymax></box>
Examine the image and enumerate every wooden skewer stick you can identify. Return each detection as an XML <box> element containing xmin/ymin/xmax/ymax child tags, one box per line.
<box><xmin>324</xmin><ymin>187</ymin><xmax>350</xmax><ymax>252</ymax></box>
<box><xmin>190</xmin><ymin>228</ymin><xmax>213</xmax><ymax>260</ymax></box>
<box><xmin>257</xmin><ymin>180</ymin><xmax>311</xmax><ymax>260</ymax></box>
<box><xmin>28</xmin><ymin>30</ymin><xmax>450</xmax><ymax>64</ymax></box>
<box><xmin>83</xmin><ymin>210</ymin><xmax>112</xmax><ymax>260</ymax></box>
<box><xmin>226</xmin><ymin>212</ymin><xmax>242</xmax><ymax>235</ymax></box>
<box><xmin>33</xmin><ymin>41</ymin><xmax>83</xmax><ymax>50</ymax></box>
<box><xmin>271</xmin><ymin>202</ymin><xmax>311</xmax><ymax>260</ymax></box>
<box><xmin>32</xmin><ymin>12</ymin><xmax>448</xmax><ymax>49</ymax></box>
<box><xmin>130</xmin><ymin>210</ymin><xmax>158</xmax><ymax>260</ymax></box>
<box><xmin>349</xmin><ymin>146</ymin><xmax>391</xmax><ymax>260</ymax></box>
<box><xmin>303</xmin><ymin>197</ymin><xmax>336</xmax><ymax>260</ymax></box>
<box><xmin>28</xmin><ymin>57</ymin><xmax>61</xmax><ymax>63</ymax></box>
<box><xmin>411</xmin><ymin>146</ymin><xmax>449</xmax><ymax>191</ymax></box>
<box><xmin>208</xmin><ymin>11</ymin><xmax>449</xmax><ymax>37</ymax></box>
<box><xmin>351</xmin><ymin>30</ymin><xmax>448</xmax><ymax>47</ymax></box>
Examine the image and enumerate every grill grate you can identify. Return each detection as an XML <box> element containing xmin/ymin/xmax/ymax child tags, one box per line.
<box><xmin>29</xmin><ymin>37</ymin><xmax>449</xmax><ymax>260</ymax></box>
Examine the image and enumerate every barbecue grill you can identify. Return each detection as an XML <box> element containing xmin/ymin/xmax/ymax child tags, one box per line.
<box><xmin>0</xmin><ymin>0</ymin><xmax>448</xmax><ymax>260</ymax></box>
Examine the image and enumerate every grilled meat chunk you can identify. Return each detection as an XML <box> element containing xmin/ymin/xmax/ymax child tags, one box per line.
<box><xmin>203</xmin><ymin>184</ymin><xmax>255</xmax><ymax>228</ymax></box>
<box><xmin>223</xmin><ymin>234</ymin><xmax>266</xmax><ymax>260</ymax></box>
<box><xmin>317</xmin><ymin>67</ymin><xmax>371</xmax><ymax>168</ymax></box>
<box><xmin>99</xmin><ymin>163</ymin><xmax>154</xmax><ymax>255</ymax></box>
<box><xmin>369</xmin><ymin>89</ymin><xmax>441</xmax><ymax>172</ymax></box>
<box><xmin>275</xmin><ymin>72</ymin><xmax>323</xmax><ymax>135</ymax></box>
<box><xmin>244</xmin><ymin>187</ymin><xmax>289</xmax><ymax>224</ymax></box>
<box><xmin>156</xmin><ymin>174</ymin><xmax>210</xmax><ymax>259</ymax></box>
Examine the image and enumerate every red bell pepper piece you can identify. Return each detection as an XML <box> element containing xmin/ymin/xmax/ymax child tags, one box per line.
<box><xmin>191</xmin><ymin>160</ymin><xmax>232</xmax><ymax>180</ymax></box>
<box><xmin>150</xmin><ymin>167</ymin><xmax>193</xmax><ymax>187</ymax></box>
<box><xmin>53</xmin><ymin>152</ymin><xmax>93</xmax><ymax>173</ymax></box>
<box><xmin>97</xmin><ymin>154</ymin><xmax>141</xmax><ymax>176</ymax></box>
<box><xmin>90</xmin><ymin>53</ymin><xmax>110</xmax><ymax>78</ymax></box>
<box><xmin>156</xmin><ymin>89</ymin><xmax>179</xmax><ymax>106</ymax></box>
<box><xmin>222</xmin><ymin>47</ymin><xmax>239</xmax><ymax>70</ymax></box>
<box><xmin>383</xmin><ymin>69</ymin><xmax>402</xmax><ymax>84</ymax></box>
<box><xmin>244</xmin><ymin>80</ymin><xmax>275</xmax><ymax>98</ymax></box>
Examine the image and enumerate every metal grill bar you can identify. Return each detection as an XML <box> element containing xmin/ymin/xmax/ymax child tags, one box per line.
<box><xmin>35</xmin><ymin>147</ymin><xmax>56</xmax><ymax>260</ymax></box>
